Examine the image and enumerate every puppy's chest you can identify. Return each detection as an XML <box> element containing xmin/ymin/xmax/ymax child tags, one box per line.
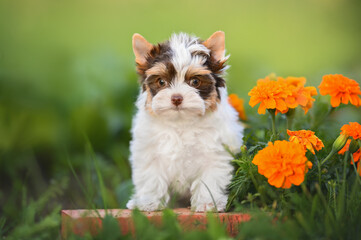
<box><xmin>154</xmin><ymin>124</ymin><xmax>220</xmax><ymax>168</ymax></box>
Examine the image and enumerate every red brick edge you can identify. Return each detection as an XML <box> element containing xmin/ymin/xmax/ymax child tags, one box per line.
<box><xmin>61</xmin><ymin>208</ymin><xmax>251</xmax><ymax>239</ymax></box>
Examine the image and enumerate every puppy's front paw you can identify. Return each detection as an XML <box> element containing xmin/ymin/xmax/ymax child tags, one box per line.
<box><xmin>137</xmin><ymin>201</ymin><xmax>165</xmax><ymax>212</ymax></box>
<box><xmin>126</xmin><ymin>198</ymin><xmax>165</xmax><ymax>212</ymax></box>
<box><xmin>193</xmin><ymin>203</ymin><xmax>217</xmax><ymax>212</ymax></box>
<box><xmin>126</xmin><ymin>199</ymin><xmax>136</xmax><ymax>209</ymax></box>
<box><xmin>192</xmin><ymin>196</ymin><xmax>227</xmax><ymax>212</ymax></box>
<box><xmin>192</xmin><ymin>201</ymin><xmax>226</xmax><ymax>212</ymax></box>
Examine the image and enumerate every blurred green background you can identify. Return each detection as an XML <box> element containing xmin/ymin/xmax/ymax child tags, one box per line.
<box><xmin>0</xmin><ymin>0</ymin><xmax>361</xmax><ymax>237</ymax></box>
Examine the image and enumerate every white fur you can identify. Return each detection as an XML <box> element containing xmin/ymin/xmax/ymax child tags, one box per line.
<box><xmin>127</xmin><ymin>33</ymin><xmax>243</xmax><ymax>212</ymax></box>
<box><xmin>169</xmin><ymin>33</ymin><xmax>210</xmax><ymax>74</ymax></box>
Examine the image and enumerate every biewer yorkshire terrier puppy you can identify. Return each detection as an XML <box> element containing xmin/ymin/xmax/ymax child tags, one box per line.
<box><xmin>127</xmin><ymin>31</ymin><xmax>243</xmax><ymax>212</ymax></box>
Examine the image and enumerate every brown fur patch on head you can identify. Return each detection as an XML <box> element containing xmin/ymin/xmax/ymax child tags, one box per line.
<box><xmin>204</xmin><ymin>88</ymin><xmax>219</xmax><ymax>111</ymax></box>
<box><xmin>202</xmin><ymin>53</ymin><xmax>227</xmax><ymax>99</ymax></box>
<box><xmin>185</xmin><ymin>54</ymin><xmax>226</xmax><ymax>111</ymax></box>
<box><xmin>185</xmin><ymin>65</ymin><xmax>212</xmax><ymax>79</ymax></box>
<box><xmin>205</xmin><ymin>55</ymin><xmax>226</xmax><ymax>87</ymax></box>
<box><xmin>184</xmin><ymin>74</ymin><xmax>216</xmax><ymax>100</ymax></box>
<box><xmin>145</xmin><ymin>62</ymin><xmax>176</xmax><ymax>81</ymax></box>
<box><xmin>145</xmin><ymin>62</ymin><xmax>167</xmax><ymax>76</ymax></box>
<box><xmin>145</xmin><ymin>62</ymin><xmax>176</xmax><ymax>97</ymax></box>
<box><xmin>191</xmin><ymin>40</ymin><xmax>228</xmax><ymax>100</ymax></box>
<box><xmin>144</xmin><ymin>84</ymin><xmax>155</xmax><ymax>115</ymax></box>
<box><xmin>135</xmin><ymin>42</ymin><xmax>172</xmax><ymax>83</ymax></box>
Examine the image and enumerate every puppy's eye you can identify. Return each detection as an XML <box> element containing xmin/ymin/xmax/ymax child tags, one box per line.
<box><xmin>190</xmin><ymin>78</ymin><xmax>201</xmax><ymax>88</ymax></box>
<box><xmin>157</xmin><ymin>78</ymin><xmax>167</xmax><ymax>87</ymax></box>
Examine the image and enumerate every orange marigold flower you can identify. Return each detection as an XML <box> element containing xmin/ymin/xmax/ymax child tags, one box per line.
<box><xmin>279</xmin><ymin>77</ymin><xmax>307</xmax><ymax>109</ymax></box>
<box><xmin>248</xmin><ymin>75</ymin><xmax>317</xmax><ymax>115</ymax></box>
<box><xmin>319</xmin><ymin>74</ymin><xmax>361</xmax><ymax>107</ymax></box>
<box><xmin>338</xmin><ymin>122</ymin><xmax>361</xmax><ymax>176</ymax></box>
<box><xmin>287</xmin><ymin>129</ymin><xmax>324</xmax><ymax>154</ymax></box>
<box><xmin>340</xmin><ymin>122</ymin><xmax>361</xmax><ymax>140</ymax></box>
<box><xmin>228</xmin><ymin>94</ymin><xmax>247</xmax><ymax>120</ymax></box>
<box><xmin>277</xmin><ymin>77</ymin><xmax>318</xmax><ymax>114</ymax></box>
<box><xmin>252</xmin><ymin>140</ymin><xmax>312</xmax><ymax>189</ymax></box>
<box><xmin>354</xmin><ymin>150</ymin><xmax>361</xmax><ymax>163</ymax></box>
<box><xmin>248</xmin><ymin>77</ymin><xmax>290</xmax><ymax>114</ymax></box>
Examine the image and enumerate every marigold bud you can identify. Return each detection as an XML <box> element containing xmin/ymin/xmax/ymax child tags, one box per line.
<box><xmin>332</xmin><ymin>134</ymin><xmax>349</xmax><ymax>153</ymax></box>
<box><xmin>240</xmin><ymin>145</ymin><xmax>248</xmax><ymax>154</ymax></box>
<box><xmin>349</xmin><ymin>140</ymin><xmax>359</xmax><ymax>154</ymax></box>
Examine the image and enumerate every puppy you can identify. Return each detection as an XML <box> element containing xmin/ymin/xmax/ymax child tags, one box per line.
<box><xmin>127</xmin><ymin>31</ymin><xmax>243</xmax><ymax>212</ymax></box>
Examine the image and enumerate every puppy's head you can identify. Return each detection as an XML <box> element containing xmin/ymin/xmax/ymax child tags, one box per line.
<box><xmin>132</xmin><ymin>31</ymin><xmax>228</xmax><ymax>119</ymax></box>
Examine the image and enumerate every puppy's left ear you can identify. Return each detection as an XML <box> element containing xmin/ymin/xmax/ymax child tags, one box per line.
<box><xmin>132</xmin><ymin>33</ymin><xmax>153</xmax><ymax>65</ymax></box>
<box><xmin>203</xmin><ymin>31</ymin><xmax>225</xmax><ymax>62</ymax></box>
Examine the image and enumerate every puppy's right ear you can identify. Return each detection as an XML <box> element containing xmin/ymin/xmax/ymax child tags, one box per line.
<box><xmin>203</xmin><ymin>31</ymin><xmax>225</xmax><ymax>62</ymax></box>
<box><xmin>132</xmin><ymin>33</ymin><xmax>153</xmax><ymax>65</ymax></box>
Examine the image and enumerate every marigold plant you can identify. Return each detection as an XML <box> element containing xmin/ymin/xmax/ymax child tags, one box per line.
<box><xmin>338</xmin><ymin>139</ymin><xmax>361</xmax><ymax>162</ymax></box>
<box><xmin>228</xmin><ymin>94</ymin><xmax>247</xmax><ymax>120</ymax></box>
<box><xmin>287</xmin><ymin>129</ymin><xmax>324</xmax><ymax>154</ymax></box>
<box><xmin>252</xmin><ymin>140</ymin><xmax>313</xmax><ymax>188</ymax></box>
<box><xmin>338</xmin><ymin>122</ymin><xmax>361</xmax><ymax>176</ymax></box>
<box><xmin>319</xmin><ymin>74</ymin><xmax>361</xmax><ymax>107</ymax></box>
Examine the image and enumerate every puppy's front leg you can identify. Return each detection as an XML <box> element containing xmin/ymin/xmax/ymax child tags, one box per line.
<box><xmin>126</xmin><ymin>166</ymin><xmax>169</xmax><ymax>211</ymax></box>
<box><xmin>190</xmin><ymin>163</ymin><xmax>232</xmax><ymax>212</ymax></box>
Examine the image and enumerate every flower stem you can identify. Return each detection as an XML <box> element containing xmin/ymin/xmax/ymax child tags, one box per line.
<box><xmin>286</xmin><ymin>108</ymin><xmax>295</xmax><ymax>130</ymax></box>
<box><xmin>268</xmin><ymin>109</ymin><xmax>277</xmax><ymax>140</ymax></box>
<box><xmin>287</xmin><ymin>117</ymin><xmax>294</xmax><ymax>131</ymax></box>
<box><xmin>320</xmin><ymin>150</ymin><xmax>335</xmax><ymax>166</ymax></box>
<box><xmin>337</xmin><ymin>150</ymin><xmax>350</xmax><ymax>219</ymax></box>
<box><xmin>315</xmin><ymin>155</ymin><xmax>322</xmax><ymax>187</ymax></box>
<box><xmin>342</xmin><ymin>150</ymin><xmax>350</xmax><ymax>182</ymax></box>
<box><xmin>271</xmin><ymin>114</ymin><xmax>276</xmax><ymax>137</ymax></box>
<box><xmin>312</xmin><ymin>106</ymin><xmax>335</xmax><ymax>130</ymax></box>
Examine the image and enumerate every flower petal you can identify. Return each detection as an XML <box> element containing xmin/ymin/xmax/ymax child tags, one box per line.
<box><xmin>263</xmin><ymin>98</ymin><xmax>276</xmax><ymax>108</ymax></box>
<box><xmin>330</xmin><ymin>95</ymin><xmax>341</xmax><ymax>107</ymax></box>
<box><xmin>258</xmin><ymin>102</ymin><xmax>267</xmax><ymax>114</ymax></box>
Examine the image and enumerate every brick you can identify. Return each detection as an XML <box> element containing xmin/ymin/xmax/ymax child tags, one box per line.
<box><xmin>61</xmin><ymin>208</ymin><xmax>251</xmax><ymax>239</ymax></box>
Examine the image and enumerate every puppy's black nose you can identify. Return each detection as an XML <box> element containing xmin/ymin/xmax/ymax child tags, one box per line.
<box><xmin>171</xmin><ymin>94</ymin><xmax>183</xmax><ymax>106</ymax></box>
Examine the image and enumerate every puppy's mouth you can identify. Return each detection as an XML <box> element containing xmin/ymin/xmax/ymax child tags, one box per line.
<box><xmin>172</xmin><ymin>105</ymin><xmax>183</xmax><ymax>111</ymax></box>
<box><xmin>156</xmin><ymin>105</ymin><xmax>197</xmax><ymax>113</ymax></box>
<box><xmin>152</xmin><ymin>106</ymin><xmax>183</xmax><ymax>113</ymax></box>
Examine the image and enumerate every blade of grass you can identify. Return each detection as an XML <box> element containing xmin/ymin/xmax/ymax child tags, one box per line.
<box><xmin>350</xmin><ymin>154</ymin><xmax>361</xmax><ymax>185</ymax></box>
<box><xmin>200</xmin><ymin>180</ymin><xmax>218</xmax><ymax>213</ymax></box>
<box><xmin>85</xmin><ymin>138</ymin><xmax>108</xmax><ymax>211</ymax></box>
<box><xmin>66</xmin><ymin>151</ymin><xmax>97</xmax><ymax>211</ymax></box>
<box><xmin>315</xmin><ymin>183</ymin><xmax>336</xmax><ymax>227</ymax></box>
